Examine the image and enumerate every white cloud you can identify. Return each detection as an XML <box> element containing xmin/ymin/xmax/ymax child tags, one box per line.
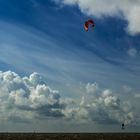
<box><xmin>0</xmin><ymin>71</ymin><xmax>138</xmax><ymax>125</ymax></box>
<box><xmin>123</xmin><ymin>85</ymin><xmax>132</xmax><ymax>92</ymax></box>
<box><xmin>0</xmin><ymin>71</ymin><xmax>66</xmax><ymax>122</ymax></box>
<box><xmin>53</xmin><ymin>0</ymin><xmax>140</xmax><ymax>35</ymax></box>
<box><xmin>86</xmin><ymin>82</ymin><xmax>98</xmax><ymax>94</ymax></box>
<box><xmin>66</xmin><ymin>83</ymin><xmax>135</xmax><ymax>125</ymax></box>
<box><xmin>127</xmin><ymin>48</ymin><xmax>138</xmax><ymax>57</ymax></box>
<box><xmin>134</xmin><ymin>93</ymin><xmax>140</xmax><ymax>98</ymax></box>
<box><xmin>102</xmin><ymin>89</ymin><xmax>112</xmax><ymax>97</ymax></box>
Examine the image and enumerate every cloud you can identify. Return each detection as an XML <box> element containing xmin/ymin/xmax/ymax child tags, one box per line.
<box><xmin>65</xmin><ymin>83</ymin><xmax>135</xmax><ymax>125</ymax></box>
<box><xmin>53</xmin><ymin>0</ymin><xmax>140</xmax><ymax>35</ymax></box>
<box><xmin>0</xmin><ymin>71</ymin><xmax>137</xmax><ymax>125</ymax></box>
<box><xmin>0</xmin><ymin>71</ymin><xmax>66</xmax><ymax>122</ymax></box>
<box><xmin>85</xmin><ymin>82</ymin><xmax>99</xmax><ymax>94</ymax></box>
<box><xmin>123</xmin><ymin>85</ymin><xmax>132</xmax><ymax>93</ymax></box>
<box><xmin>127</xmin><ymin>48</ymin><xmax>138</xmax><ymax>57</ymax></box>
<box><xmin>134</xmin><ymin>94</ymin><xmax>140</xmax><ymax>98</ymax></box>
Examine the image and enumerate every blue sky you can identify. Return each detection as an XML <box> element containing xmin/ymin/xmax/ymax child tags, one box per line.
<box><xmin>0</xmin><ymin>0</ymin><xmax>140</xmax><ymax>132</ymax></box>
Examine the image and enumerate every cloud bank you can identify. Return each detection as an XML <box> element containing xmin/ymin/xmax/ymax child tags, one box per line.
<box><xmin>53</xmin><ymin>0</ymin><xmax>140</xmax><ymax>35</ymax></box>
<box><xmin>0</xmin><ymin>71</ymin><xmax>136</xmax><ymax>125</ymax></box>
<box><xmin>0</xmin><ymin>71</ymin><xmax>66</xmax><ymax>122</ymax></box>
<box><xmin>66</xmin><ymin>83</ymin><xmax>135</xmax><ymax>125</ymax></box>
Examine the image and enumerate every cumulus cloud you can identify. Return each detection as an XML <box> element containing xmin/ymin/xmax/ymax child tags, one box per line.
<box><xmin>65</xmin><ymin>83</ymin><xmax>135</xmax><ymax>125</ymax></box>
<box><xmin>0</xmin><ymin>71</ymin><xmax>137</xmax><ymax>125</ymax></box>
<box><xmin>86</xmin><ymin>82</ymin><xmax>99</xmax><ymax>94</ymax></box>
<box><xmin>53</xmin><ymin>0</ymin><xmax>140</xmax><ymax>35</ymax></box>
<box><xmin>0</xmin><ymin>71</ymin><xmax>66</xmax><ymax>122</ymax></box>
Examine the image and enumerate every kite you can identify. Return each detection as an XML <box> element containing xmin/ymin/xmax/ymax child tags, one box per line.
<box><xmin>84</xmin><ymin>19</ymin><xmax>95</xmax><ymax>31</ymax></box>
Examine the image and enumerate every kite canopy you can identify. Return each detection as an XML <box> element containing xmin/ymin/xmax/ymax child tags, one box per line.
<box><xmin>84</xmin><ymin>19</ymin><xmax>95</xmax><ymax>31</ymax></box>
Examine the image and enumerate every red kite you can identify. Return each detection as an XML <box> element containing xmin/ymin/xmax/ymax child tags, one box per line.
<box><xmin>84</xmin><ymin>19</ymin><xmax>95</xmax><ymax>31</ymax></box>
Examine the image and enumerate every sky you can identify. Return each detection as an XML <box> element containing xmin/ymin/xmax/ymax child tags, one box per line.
<box><xmin>0</xmin><ymin>0</ymin><xmax>140</xmax><ymax>132</ymax></box>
